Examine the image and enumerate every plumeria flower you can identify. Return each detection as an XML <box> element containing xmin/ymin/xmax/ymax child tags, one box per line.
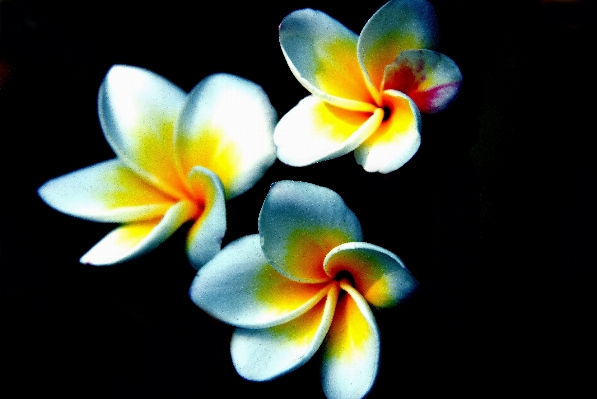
<box><xmin>38</xmin><ymin>65</ymin><xmax>276</xmax><ymax>266</ymax></box>
<box><xmin>275</xmin><ymin>0</ymin><xmax>462</xmax><ymax>173</ymax></box>
<box><xmin>190</xmin><ymin>181</ymin><xmax>418</xmax><ymax>399</ymax></box>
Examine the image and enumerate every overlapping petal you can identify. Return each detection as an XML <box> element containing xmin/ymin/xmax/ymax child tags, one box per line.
<box><xmin>382</xmin><ymin>49</ymin><xmax>462</xmax><ymax>113</ymax></box>
<box><xmin>324</xmin><ymin>242</ymin><xmax>418</xmax><ymax>308</ymax></box>
<box><xmin>358</xmin><ymin>0</ymin><xmax>439</xmax><ymax>93</ymax></box>
<box><xmin>279</xmin><ymin>9</ymin><xmax>377</xmax><ymax>111</ymax></box>
<box><xmin>184</xmin><ymin>166</ymin><xmax>227</xmax><ymax>269</ymax></box>
<box><xmin>38</xmin><ymin>159</ymin><xmax>176</xmax><ymax>223</ymax></box>
<box><xmin>174</xmin><ymin>74</ymin><xmax>276</xmax><ymax>199</ymax></box>
<box><xmin>322</xmin><ymin>282</ymin><xmax>380</xmax><ymax>399</ymax></box>
<box><xmin>231</xmin><ymin>282</ymin><xmax>339</xmax><ymax>381</ymax></box>
<box><xmin>259</xmin><ymin>181</ymin><xmax>362</xmax><ymax>283</ymax></box>
<box><xmin>189</xmin><ymin>181</ymin><xmax>419</xmax><ymax>398</ymax></box>
<box><xmin>40</xmin><ymin>64</ymin><xmax>278</xmax><ymax>265</ymax></box>
<box><xmin>274</xmin><ymin>96</ymin><xmax>383</xmax><ymax>167</ymax></box>
<box><xmin>98</xmin><ymin>65</ymin><xmax>189</xmax><ymax>198</ymax></box>
<box><xmin>354</xmin><ymin>89</ymin><xmax>421</xmax><ymax>173</ymax></box>
<box><xmin>278</xmin><ymin>0</ymin><xmax>459</xmax><ymax>175</ymax></box>
<box><xmin>189</xmin><ymin>235</ymin><xmax>330</xmax><ymax>328</ymax></box>
<box><xmin>80</xmin><ymin>200</ymin><xmax>198</xmax><ymax>265</ymax></box>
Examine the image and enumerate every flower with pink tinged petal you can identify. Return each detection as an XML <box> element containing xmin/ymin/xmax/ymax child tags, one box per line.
<box><xmin>275</xmin><ymin>0</ymin><xmax>462</xmax><ymax>173</ymax></box>
<box><xmin>190</xmin><ymin>181</ymin><xmax>419</xmax><ymax>399</ymax></box>
<box><xmin>38</xmin><ymin>65</ymin><xmax>276</xmax><ymax>267</ymax></box>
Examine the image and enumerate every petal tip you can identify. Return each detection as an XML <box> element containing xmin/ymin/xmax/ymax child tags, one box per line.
<box><xmin>79</xmin><ymin>249</ymin><xmax>117</xmax><ymax>266</ymax></box>
<box><xmin>37</xmin><ymin>180</ymin><xmax>52</xmax><ymax>205</ymax></box>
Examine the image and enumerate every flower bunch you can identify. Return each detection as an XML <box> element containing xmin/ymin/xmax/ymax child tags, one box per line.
<box><xmin>39</xmin><ymin>65</ymin><xmax>276</xmax><ymax>267</ymax></box>
<box><xmin>190</xmin><ymin>181</ymin><xmax>418</xmax><ymax>398</ymax></box>
<box><xmin>275</xmin><ymin>0</ymin><xmax>461</xmax><ymax>173</ymax></box>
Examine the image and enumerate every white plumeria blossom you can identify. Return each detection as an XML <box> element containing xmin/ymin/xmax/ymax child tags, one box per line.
<box><xmin>275</xmin><ymin>0</ymin><xmax>462</xmax><ymax>173</ymax></box>
<box><xmin>190</xmin><ymin>181</ymin><xmax>419</xmax><ymax>399</ymax></box>
<box><xmin>38</xmin><ymin>65</ymin><xmax>276</xmax><ymax>267</ymax></box>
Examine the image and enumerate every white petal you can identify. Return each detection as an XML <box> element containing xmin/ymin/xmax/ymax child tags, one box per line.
<box><xmin>274</xmin><ymin>96</ymin><xmax>383</xmax><ymax>167</ymax></box>
<box><xmin>358</xmin><ymin>0</ymin><xmax>439</xmax><ymax>93</ymax></box>
<box><xmin>382</xmin><ymin>49</ymin><xmax>462</xmax><ymax>113</ymax></box>
<box><xmin>259</xmin><ymin>181</ymin><xmax>362</xmax><ymax>283</ymax></box>
<box><xmin>184</xmin><ymin>166</ymin><xmax>227</xmax><ymax>269</ymax></box>
<box><xmin>174</xmin><ymin>73</ymin><xmax>276</xmax><ymax>199</ymax></box>
<box><xmin>324</xmin><ymin>242</ymin><xmax>418</xmax><ymax>308</ymax></box>
<box><xmin>279</xmin><ymin>9</ymin><xmax>377</xmax><ymax>111</ymax></box>
<box><xmin>80</xmin><ymin>200</ymin><xmax>198</xmax><ymax>265</ymax></box>
<box><xmin>321</xmin><ymin>283</ymin><xmax>380</xmax><ymax>399</ymax></box>
<box><xmin>190</xmin><ymin>235</ymin><xmax>330</xmax><ymax>328</ymax></box>
<box><xmin>231</xmin><ymin>282</ymin><xmax>339</xmax><ymax>381</ymax></box>
<box><xmin>38</xmin><ymin>159</ymin><xmax>176</xmax><ymax>223</ymax></box>
<box><xmin>354</xmin><ymin>89</ymin><xmax>421</xmax><ymax>173</ymax></box>
<box><xmin>98</xmin><ymin>64</ymin><xmax>189</xmax><ymax>198</ymax></box>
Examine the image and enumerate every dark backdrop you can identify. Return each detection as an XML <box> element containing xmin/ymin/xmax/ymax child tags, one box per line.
<box><xmin>1</xmin><ymin>0</ymin><xmax>595</xmax><ymax>397</ymax></box>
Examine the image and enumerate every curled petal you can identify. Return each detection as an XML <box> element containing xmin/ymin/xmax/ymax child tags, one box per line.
<box><xmin>280</xmin><ymin>9</ymin><xmax>377</xmax><ymax>111</ymax></box>
<box><xmin>354</xmin><ymin>90</ymin><xmax>421</xmax><ymax>173</ymax></box>
<box><xmin>274</xmin><ymin>96</ymin><xmax>383</xmax><ymax>167</ymax></box>
<box><xmin>185</xmin><ymin>166</ymin><xmax>227</xmax><ymax>269</ymax></box>
<box><xmin>189</xmin><ymin>235</ymin><xmax>330</xmax><ymax>328</ymax></box>
<box><xmin>382</xmin><ymin>49</ymin><xmax>462</xmax><ymax>113</ymax></box>
<box><xmin>358</xmin><ymin>0</ymin><xmax>439</xmax><ymax>94</ymax></box>
<box><xmin>80</xmin><ymin>200</ymin><xmax>198</xmax><ymax>265</ymax></box>
<box><xmin>322</xmin><ymin>282</ymin><xmax>379</xmax><ymax>399</ymax></box>
<box><xmin>175</xmin><ymin>74</ymin><xmax>276</xmax><ymax>199</ymax></box>
<box><xmin>231</xmin><ymin>282</ymin><xmax>339</xmax><ymax>381</ymax></box>
<box><xmin>259</xmin><ymin>181</ymin><xmax>362</xmax><ymax>283</ymax></box>
<box><xmin>98</xmin><ymin>65</ymin><xmax>189</xmax><ymax>198</ymax></box>
<box><xmin>38</xmin><ymin>159</ymin><xmax>176</xmax><ymax>223</ymax></box>
<box><xmin>324</xmin><ymin>242</ymin><xmax>418</xmax><ymax>308</ymax></box>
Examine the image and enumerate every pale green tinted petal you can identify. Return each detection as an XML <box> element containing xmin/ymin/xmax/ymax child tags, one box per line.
<box><xmin>259</xmin><ymin>181</ymin><xmax>362</xmax><ymax>283</ymax></box>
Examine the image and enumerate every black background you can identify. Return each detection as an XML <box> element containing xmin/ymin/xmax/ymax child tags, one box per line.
<box><xmin>1</xmin><ymin>0</ymin><xmax>595</xmax><ymax>397</ymax></box>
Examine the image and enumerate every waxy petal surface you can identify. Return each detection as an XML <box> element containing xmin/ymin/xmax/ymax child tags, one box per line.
<box><xmin>382</xmin><ymin>49</ymin><xmax>462</xmax><ymax>113</ymax></box>
<box><xmin>190</xmin><ymin>235</ymin><xmax>330</xmax><ymax>328</ymax></box>
<box><xmin>259</xmin><ymin>181</ymin><xmax>362</xmax><ymax>283</ymax></box>
<box><xmin>322</xmin><ymin>283</ymin><xmax>379</xmax><ymax>399</ymax></box>
<box><xmin>274</xmin><ymin>96</ymin><xmax>383</xmax><ymax>167</ymax></box>
<box><xmin>98</xmin><ymin>65</ymin><xmax>189</xmax><ymax>199</ymax></box>
<box><xmin>354</xmin><ymin>89</ymin><xmax>421</xmax><ymax>173</ymax></box>
<box><xmin>185</xmin><ymin>166</ymin><xmax>226</xmax><ymax>269</ymax></box>
<box><xmin>324</xmin><ymin>242</ymin><xmax>418</xmax><ymax>308</ymax></box>
<box><xmin>80</xmin><ymin>200</ymin><xmax>198</xmax><ymax>265</ymax></box>
<box><xmin>38</xmin><ymin>159</ymin><xmax>176</xmax><ymax>223</ymax></box>
<box><xmin>358</xmin><ymin>0</ymin><xmax>439</xmax><ymax>94</ymax></box>
<box><xmin>175</xmin><ymin>74</ymin><xmax>276</xmax><ymax>199</ymax></box>
<box><xmin>280</xmin><ymin>9</ymin><xmax>377</xmax><ymax>111</ymax></box>
<box><xmin>231</xmin><ymin>282</ymin><xmax>339</xmax><ymax>381</ymax></box>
